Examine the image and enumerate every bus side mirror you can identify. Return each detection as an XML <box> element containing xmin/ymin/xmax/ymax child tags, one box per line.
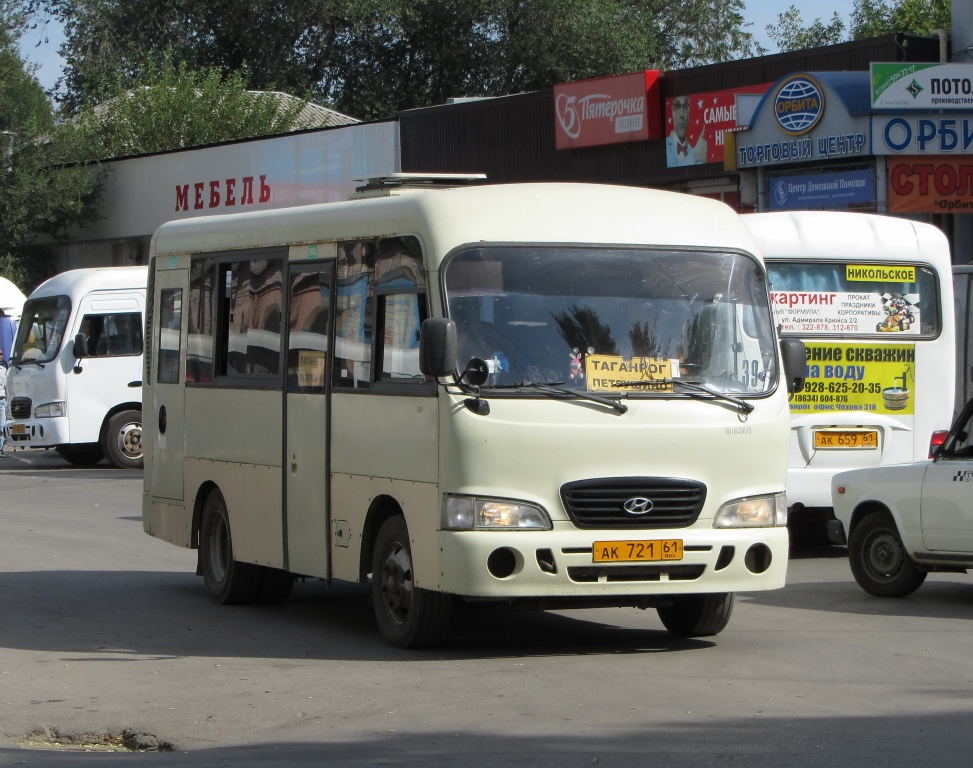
<box><xmin>419</xmin><ymin>318</ymin><xmax>457</xmax><ymax>378</ymax></box>
<box><xmin>780</xmin><ymin>337</ymin><xmax>806</xmax><ymax>394</ymax></box>
<box><xmin>73</xmin><ymin>332</ymin><xmax>88</xmax><ymax>359</ymax></box>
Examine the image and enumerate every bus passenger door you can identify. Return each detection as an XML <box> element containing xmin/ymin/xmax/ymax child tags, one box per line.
<box><xmin>147</xmin><ymin>268</ymin><xmax>187</xmax><ymax>501</ymax></box>
<box><xmin>283</xmin><ymin>264</ymin><xmax>333</xmax><ymax>578</ymax></box>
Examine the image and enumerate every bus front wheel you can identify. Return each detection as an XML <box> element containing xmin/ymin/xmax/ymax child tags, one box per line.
<box><xmin>199</xmin><ymin>489</ymin><xmax>263</xmax><ymax>605</ymax></box>
<box><xmin>657</xmin><ymin>593</ymin><xmax>734</xmax><ymax>638</ymax></box>
<box><xmin>104</xmin><ymin>409</ymin><xmax>143</xmax><ymax>469</ymax></box>
<box><xmin>371</xmin><ymin>516</ymin><xmax>451</xmax><ymax>648</ymax></box>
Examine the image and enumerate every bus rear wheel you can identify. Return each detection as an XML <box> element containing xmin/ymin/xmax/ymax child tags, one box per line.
<box><xmin>657</xmin><ymin>593</ymin><xmax>734</xmax><ymax>638</ymax></box>
<box><xmin>199</xmin><ymin>489</ymin><xmax>263</xmax><ymax>605</ymax></box>
<box><xmin>371</xmin><ymin>516</ymin><xmax>451</xmax><ymax>648</ymax></box>
<box><xmin>104</xmin><ymin>409</ymin><xmax>143</xmax><ymax>469</ymax></box>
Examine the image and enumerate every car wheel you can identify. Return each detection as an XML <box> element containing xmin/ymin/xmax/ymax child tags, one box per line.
<box><xmin>199</xmin><ymin>489</ymin><xmax>263</xmax><ymax>605</ymax></box>
<box><xmin>848</xmin><ymin>510</ymin><xmax>927</xmax><ymax>597</ymax></box>
<box><xmin>103</xmin><ymin>409</ymin><xmax>143</xmax><ymax>469</ymax></box>
<box><xmin>657</xmin><ymin>593</ymin><xmax>734</xmax><ymax>638</ymax></box>
<box><xmin>371</xmin><ymin>516</ymin><xmax>451</xmax><ymax>648</ymax></box>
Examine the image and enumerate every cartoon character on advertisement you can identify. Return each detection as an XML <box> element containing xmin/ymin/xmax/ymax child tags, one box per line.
<box><xmin>876</xmin><ymin>294</ymin><xmax>915</xmax><ymax>332</ymax></box>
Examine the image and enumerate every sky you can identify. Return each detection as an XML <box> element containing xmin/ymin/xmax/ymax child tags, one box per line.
<box><xmin>17</xmin><ymin>2</ymin><xmax>858</xmax><ymax>94</ymax></box>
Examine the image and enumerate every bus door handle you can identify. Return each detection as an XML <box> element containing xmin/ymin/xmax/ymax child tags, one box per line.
<box><xmin>128</xmin><ymin>380</ymin><xmax>142</xmax><ymax>388</ymax></box>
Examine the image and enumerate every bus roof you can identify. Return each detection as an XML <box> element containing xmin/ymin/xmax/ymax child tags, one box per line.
<box><xmin>151</xmin><ymin>183</ymin><xmax>762</xmax><ymax>265</ymax></box>
<box><xmin>27</xmin><ymin>266</ymin><xmax>148</xmax><ymax>300</ymax></box>
<box><xmin>742</xmin><ymin>211</ymin><xmax>951</xmax><ymax>268</ymax></box>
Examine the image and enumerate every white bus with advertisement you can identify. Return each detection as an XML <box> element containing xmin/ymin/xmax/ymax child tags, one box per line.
<box><xmin>743</xmin><ymin>212</ymin><xmax>955</xmax><ymax>542</ymax></box>
<box><xmin>5</xmin><ymin>267</ymin><xmax>147</xmax><ymax>468</ymax></box>
<box><xmin>142</xmin><ymin>182</ymin><xmax>806</xmax><ymax>648</ymax></box>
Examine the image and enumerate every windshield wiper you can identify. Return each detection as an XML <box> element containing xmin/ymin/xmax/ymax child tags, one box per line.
<box><xmin>614</xmin><ymin>378</ymin><xmax>754</xmax><ymax>415</ymax></box>
<box><xmin>487</xmin><ymin>380</ymin><xmax>628</xmax><ymax>414</ymax></box>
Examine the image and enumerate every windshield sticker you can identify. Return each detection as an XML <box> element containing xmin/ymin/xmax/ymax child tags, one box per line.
<box><xmin>771</xmin><ymin>290</ymin><xmax>920</xmax><ymax>335</ymax></box>
<box><xmin>790</xmin><ymin>341</ymin><xmax>916</xmax><ymax>415</ymax></box>
<box><xmin>585</xmin><ymin>355</ymin><xmax>679</xmax><ymax>392</ymax></box>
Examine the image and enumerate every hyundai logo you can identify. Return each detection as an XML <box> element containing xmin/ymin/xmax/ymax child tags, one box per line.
<box><xmin>623</xmin><ymin>497</ymin><xmax>654</xmax><ymax>515</ymax></box>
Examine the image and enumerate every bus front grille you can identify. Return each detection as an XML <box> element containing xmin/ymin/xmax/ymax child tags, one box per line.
<box><xmin>10</xmin><ymin>398</ymin><xmax>31</xmax><ymax>420</ymax></box>
<box><xmin>560</xmin><ymin>477</ymin><xmax>706</xmax><ymax>529</ymax></box>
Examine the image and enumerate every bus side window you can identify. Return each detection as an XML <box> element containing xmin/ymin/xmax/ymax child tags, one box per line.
<box><xmin>78</xmin><ymin>313</ymin><xmax>143</xmax><ymax>357</ymax></box>
<box><xmin>157</xmin><ymin>289</ymin><xmax>182</xmax><ymax>384</ymax></box>
<box><xmin>287</xmin><ymin>270</ymin><xmax>331</xmax><ymax>394</ymax></box>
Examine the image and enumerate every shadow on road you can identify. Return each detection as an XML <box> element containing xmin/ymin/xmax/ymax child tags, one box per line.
<box><xmin>4</xmin><ymin>709</ymin><xmax>973</xmax><ymax>767</ymax></box>
<box><xmin>0</xmin><ymin>569</ymin><xmax>713</xmax><ymax>662</ymax></box>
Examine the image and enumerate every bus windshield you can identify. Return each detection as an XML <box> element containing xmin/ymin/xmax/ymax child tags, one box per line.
<box><xmin>11</xmin><ymin>295</ymin><xmax>72</xmax><ymax>364</ymax></box>
<box><xmin>443</xmin><ymin>246</ymin><xmax>778</xmax><ymax>395</ymax></box>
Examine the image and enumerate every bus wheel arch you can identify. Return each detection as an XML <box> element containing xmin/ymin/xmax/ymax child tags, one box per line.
<box><xmin>359</xmin><ymin>495</ymin><xmax>404</xmax><ymax>583</ymax></box>
<box><xmin>198</xmin><ymin>486</ymin><xmax>263</xmax><ymax>604</ymax></box>
<box><xmin>370</xmin><ymin>514</ymin><xmax>451</xmax><ymax>648</ymax></box>
<box><xmin>100</xmin><ymin>402</ymin><xmax>143</xmax><ymax>469</ymax></box>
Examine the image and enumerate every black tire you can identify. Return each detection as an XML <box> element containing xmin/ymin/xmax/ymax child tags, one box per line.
<box><xmin>103</xmin><ymin>409</ymin><xmax>143</xmax><ymax>469</ymax></box>
<box><xmin>257</xmin><ymin>567</ymin><xmax>294</xmax><ymax>605</ymax></box>
<box><xmin>848</xmin><ymin>510</ymin><xmax>927</xmax><ymax>597</ymax></box>
<box><xmin>199</xmin><ymin>489</ymin><xmax>263</xmax><ymax>605</ymax></box>
<box><xmin>56</xmin><ymin>445</ymin><xmax>105</xmax><ymax>467</ymax></box>
<box><xmin>657</xmin><ymin>593</ymin><xmax>734</xmax><ymax>638</ymax></box>
<box><xmin>371</xmin><ymin>516</ymin><xmax>451</xmax><ymax>648</ymax></box>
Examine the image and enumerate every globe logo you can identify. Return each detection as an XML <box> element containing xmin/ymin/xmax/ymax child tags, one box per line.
<box><xmin>774</xmin><ymin>75</ymin><xmax>824</xmax><ymax>135</ymax></box>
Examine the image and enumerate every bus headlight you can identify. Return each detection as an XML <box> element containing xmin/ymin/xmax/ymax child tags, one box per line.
<box><xmin>713</xmin><ymin>493</ymin><xmax>787</xmax><ymax>528</ymax></box>
<box><xmin>442</xmin><ymin>495</ymin><xmax>552</xmax><ymax>531</ymax></box>
<box><xmin>34</xmin><ymin>401</ymin><xmax>66</xmax><ymax>419</ymax></box>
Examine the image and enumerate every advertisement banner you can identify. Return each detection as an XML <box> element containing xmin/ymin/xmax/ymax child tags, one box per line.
<box><xmin>771</xmin><ymin>283</ymin><xmax>921</xmax><ymax>336</ymax></box>
<box><xmin>874</xmin><ymin>114</ymin><xmax>973</xmax><ymax>155</ymax></box>
<box><xmin>665</xmin><ymin>83</ymin><xmax>771</xmax><ymax>167</ymax></box>
<box><xmin>554</xmin><ymin>71</ymin><xmax>661</xmax><ymax>150</ymax></box>
<box><xmin>790</xmin><ymin>341</ymin><xmax>916</xmax><ymax>415</ymax></box>
<box><xmin>887</xmin><ymin>156</ymin><xmax>973</xmax><ymax>213</ymax></box>
<box><xmin>768</xmin><ymin>169</ymin><xmax>874</xmax><ymax>210</ymax></box>
<box><xmin>872</xmin><ymin>62</ymin><xmax>973</xmax><ymax>109</ymax></box>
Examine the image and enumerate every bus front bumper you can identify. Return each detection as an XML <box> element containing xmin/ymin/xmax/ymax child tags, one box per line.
<box><xmin>434</xmin><ymin>525</ymin><xmax>788</xmax><ymax>600</ymax></box>
<box><xmin>4</xmin><ymin>417</ymin><xmax>70</xmax><ymax>448</ymax></box>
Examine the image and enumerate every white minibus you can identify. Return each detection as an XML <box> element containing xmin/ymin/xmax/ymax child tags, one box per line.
<box><xmin>743</xmin><ymin>212</ymin><xmax>955</xmax><ymax>542</ymax></box>
<box><xmin>142</xmin><ymin>182</ymin><xmax>806</xmax><ymax>648</ymax></box>
<box><xmin>5</xmin><ymin>266</ymin><xmax>147</xmax><ymax>468</ymax></box>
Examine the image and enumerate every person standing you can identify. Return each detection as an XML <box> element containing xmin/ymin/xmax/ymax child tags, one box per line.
<box><xmin>0</xmin><ymin>355</ymin><xmax>7</xmax><ymax>458</ymax></box>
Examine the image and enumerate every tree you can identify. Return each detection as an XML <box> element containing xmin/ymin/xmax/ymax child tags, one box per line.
<box><xmin>48</xmin><ymin>0</ymin><xmax>762</xmax><ymax>120</ymax></box>
<box><xmin>0</xmin><ymin>8</ymin><xmax>101</xmax><ymax>290</ymax></box>
<box><xmin>72</xmin><ymin>61</ymin><xmax>325</xmax><ymax>161</ymax></box>
<box><xmin>766</xmin><ymin>5</ymin><xmax>846</xmax><ymax>52</ymax></box>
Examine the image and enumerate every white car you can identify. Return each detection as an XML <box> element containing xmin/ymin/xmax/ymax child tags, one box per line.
<box><xmin>829</xmin><ymin>396</ymin><xmax>973</xmax><ymax>597</ymax></box>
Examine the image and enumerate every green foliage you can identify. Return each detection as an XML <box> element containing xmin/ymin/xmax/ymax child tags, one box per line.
<box><xmin>72</xmin><ymin>61</ymin><xmax>316</xmax><ymax>160</ymax></box>
<box><xmin>48</xmin><ymin>0</ymin><xmax>761</xmax><ymax>121</ymax></box>
<box><xmin>771</xmin><ymin>0</ymin><xmax>951</xmax><ymax>50</ymax></box>
<box><xmin>766</xmin><ymin>5</ymin><xmax>846</xmax><ymax>52</ymax></box>
<box><xmin>0</xmin><ymin>15</ymin><xmax>101</xmax><ymax>290</ymax></box>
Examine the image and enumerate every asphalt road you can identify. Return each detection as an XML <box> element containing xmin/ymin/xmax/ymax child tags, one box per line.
<box><xmin>1</xmin><ymin>447</ymin><xmax>973</xmax><ymax>767</ymax></box>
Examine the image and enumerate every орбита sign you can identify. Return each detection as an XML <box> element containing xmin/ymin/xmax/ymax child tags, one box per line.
<box><xmin>730</xmin><ymin>72</ymin><xmax>870</xmax><ymax>169</ymax></box>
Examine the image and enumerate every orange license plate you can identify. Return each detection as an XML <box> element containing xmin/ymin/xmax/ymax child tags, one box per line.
<box><xmin>10</xmin><ymin>424</ymin><xmax>25</xmax><ymax>435</ymax></box>
<box><xmin>813</xmin><ymin>430</ymin><xmax>878</xmax><ymax>449</ymax></box>
<box><xmin>592</xmin><ymin>539</ymin><xmax>683</xmax><ymax>562</ymax></box>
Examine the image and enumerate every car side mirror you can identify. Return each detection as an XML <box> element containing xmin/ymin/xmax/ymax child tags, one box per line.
<box><xmin>419</xmin><ymin>318</ymin><xmax>457</xmax><ymax>378</ymax></box>
<box><xmin>780</xmin><ymin>337</ymin><xmax>806</xmax><ymax>394</ymax></box>
<box><xmin>73</xmin><ymin>332</ymin><xmax>88</xmax><ymax>359</ymax></box>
